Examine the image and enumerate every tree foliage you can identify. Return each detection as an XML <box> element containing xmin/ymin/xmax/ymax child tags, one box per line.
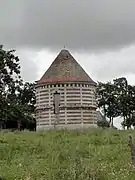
<box><xmin>0</xmin><ymin>45</ymin><xmax>36</xmax><ymax>130</ymax></box>
<box><xmin>96</xmin><ymin>77</ymin><xmax>135</xmax><ymax>129</ymax></box>
<box><xmin>97</xmin><ymin>120</ymin><xmax>110</xmax><ymax>128</ymax></box>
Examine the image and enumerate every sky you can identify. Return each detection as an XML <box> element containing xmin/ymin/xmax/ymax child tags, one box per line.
<box><xmin>1</xmin><ymin>0</ymin><xmax>135</xmax><ymax>128</ymax></box>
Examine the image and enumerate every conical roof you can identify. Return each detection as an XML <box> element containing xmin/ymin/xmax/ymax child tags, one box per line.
<box><xmin>37</xmin><ymin>49</ymin><xmax>96</xmax><ymax>85</ymax></box>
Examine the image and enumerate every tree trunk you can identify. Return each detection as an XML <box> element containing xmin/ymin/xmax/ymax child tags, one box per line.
<box><xmin>111</xmin><ymin>118</ymin><xmax>114</xmax><ymax>127</ymax></box>
<box><xmin>3</xmin><ymin>123</ymin><xmax>6</xmax><ymax>129</ymax></box>
<box><xmin>17</xmin><ymin>120</ymin><xmax>21</xmax><ymax>131</ymax></box>
<box><xmin>109</xmin><ymin>117</ymin><xmax>113</xmax><ymax>128</ymax></box>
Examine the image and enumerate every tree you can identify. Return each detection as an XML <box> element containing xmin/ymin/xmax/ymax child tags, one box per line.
<box><xmin>96</xmin><ymin>82</ymin><xmax>108</xmax><ymax>118</ymax></box>
<box><xmin>97</xmin><ymin>120</ymin><xmax>110</xmax><ymax>128</ymax></box>
<box><xmin>18</xmin><ymin>82</ymin><xmax>36</xmax><ymax>112</ymax></box>
<box><xmin>113</xmin><ymin>77</ymin><xmax>135</xmax><ymax>129</ymax></box>
<box><xmin>6</xmin><ymin>82</ymin><xmax>36</xmax><ymax>130</ymax></box>
<box><xmin>0</xmin><ymin>45</ymin><xmax>22</xmax><ymax>124</ymax></box>
<box><xmin>96</xmin><ymin>81</ymin><xmax>121</xmax><ymax>127</ymax></box>
<box><xmin>17</xmin><ymin>82</ymin><xmax>36</xmax><ymax>130</ymax></box>
<box><xmin>113</xmin><ymin>77</ymin><xmax>128</xmax><ymax>123</ymax></box>
<box><xmin>0</xmin><ymin>45</ymin><xmax>36</xmax><ymax>130</ymax></box>
<box><xmin>96</xmin><ymin>77</ymin><xmax>135</xmax><ymax>129</ymax></box>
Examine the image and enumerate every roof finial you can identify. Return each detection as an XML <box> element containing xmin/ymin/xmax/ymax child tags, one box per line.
<box><xmin>64</xmin><ymin>45</ymin><xmax>66</xmax><ymax>49</ymax></box>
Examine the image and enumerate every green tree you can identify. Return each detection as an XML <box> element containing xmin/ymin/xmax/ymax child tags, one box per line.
<box><xmin>17</xmin><ymin>82</ymin><xmax>36</xmax><ymax>129</ymax></box>
<box><xmin>96</xmin><ymin>81</ymin><xmax>120</xmax><ymax>127</ymax></box>
<box><xmin>18</xmin><ymin>82</ymin><xmax>36</xmax><ymax>112</ymax></box>
<box><xmin>0</xmin><ymin>45</ymin><xmax>22</xmax><ymax>124</ymax></box>
<box><xmin>97</xmin><ymin>120</ymin><xmax>110</xmax><ymax>128</ymax></box>
<box><xmin>113</xmin><ymin>77</ymin><xmax>135</xmax><ymax>129</ymax></box>
<box><xmin>0</xmin><ymin>45</ymin><xmax>36</xmax><ymax>130</ymax></box>
<box><xmin>6</xmin><ymin>82</ymin><xmax>36</xmax><ymax>130</ymax></box>
<box><xmin>96</xmin><ymin>82</ymin><xmax>108</xmax><ymax>118</ymax></box>
<box><xmin>113</xmin><ymin>77</ymin><xmax>128</xmax><ymax>123</ymax></box>
<box><xmin>97</xmin><ymin>77</ymin><xmax>135</xmax><ymax>129</ymax></box>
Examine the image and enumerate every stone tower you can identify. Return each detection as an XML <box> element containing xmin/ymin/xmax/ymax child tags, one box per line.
<box><xmin>35</xmin><ymin>49</ymin><xmax>97</xmax><ymax>131</ymax></box>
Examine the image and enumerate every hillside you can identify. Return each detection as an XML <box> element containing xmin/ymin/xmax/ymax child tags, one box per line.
<box><xmin>0</xmin><ymin>129</ymin><xmax>134</xmax><ymax>180</ymax></box>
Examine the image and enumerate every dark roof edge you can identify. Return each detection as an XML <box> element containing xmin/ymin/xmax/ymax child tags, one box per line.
<box><xmin>35</xmin><ymin>80</ymin><xmax>97</xmax><ymax>87</ymax></box>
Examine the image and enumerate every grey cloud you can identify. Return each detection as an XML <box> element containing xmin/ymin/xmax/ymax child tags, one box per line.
<box><xmin>90</xmin><ymin>45</ymin><xmax>135</xmax><ymax>81</ymax></box>
<box><xmin>0</xmin><ymin>0</ymin><xmax>135</xmax><ymax>51</ymax></box>
<box><xmin>16</xmin><ymin>49</ymin><xmax>39</xmax><ymax>82</ymax></box>
<box><xmin>0</xmin><ymin>0</ymin><xmax>24</xmax><ymax>48</ymax></box>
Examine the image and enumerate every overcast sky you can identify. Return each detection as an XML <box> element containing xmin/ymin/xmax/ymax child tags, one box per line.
<box><xmin>1</xmin><ymin>0</ymin><xmax>135</xmax><ymax>128</ymax></box>
<box><xmin>1</xmin><ymin>0</ymin><xmax>135</xmax><ymax>82</ymax></box>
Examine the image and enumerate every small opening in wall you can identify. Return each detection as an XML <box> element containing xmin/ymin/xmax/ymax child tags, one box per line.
<box><xmin>58</xmin><ymin>84</ymin><xmax>60</xmax><ymax>87</ymax></box>
<box><xmin>54</xmin><ymin>84</ymin><xmax>56</xmax><ymax>87</ymax></box>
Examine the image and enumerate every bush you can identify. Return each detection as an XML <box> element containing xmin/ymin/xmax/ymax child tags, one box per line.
<box><xmin>97</xmin><ymin>120</ymin><xmax>110</xmax><ymax>128</ymax></box>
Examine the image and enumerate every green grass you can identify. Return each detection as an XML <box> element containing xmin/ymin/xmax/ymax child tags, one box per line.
<box><xmin>0</xmin><ymin>128</ymin><xmax>134</xmax><ymax>180</ymax></box>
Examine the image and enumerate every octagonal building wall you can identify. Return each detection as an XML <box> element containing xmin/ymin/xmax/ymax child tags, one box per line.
<box><xmin>36</xmin><ymin>82</ymin><xmax>97</xmax><ymax>131</ymax></box>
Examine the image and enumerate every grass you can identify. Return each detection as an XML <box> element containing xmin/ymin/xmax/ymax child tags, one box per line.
<box><xmin>0</xmin><ymin>128</ymin><xmax>134</xmax><ymax>179</ymax></box>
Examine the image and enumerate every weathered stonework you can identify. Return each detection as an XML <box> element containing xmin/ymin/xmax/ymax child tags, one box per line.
<box><xmin>36</xmin><ymin>49</ymin><xmax>97</xmax><ymax>131</ymax></box>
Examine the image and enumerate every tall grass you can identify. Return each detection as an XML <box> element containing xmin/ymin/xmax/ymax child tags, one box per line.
<box><xmin>0</xmin><ymin>129</ymin><xmax>134</xmax><ymax>179</ymax></box>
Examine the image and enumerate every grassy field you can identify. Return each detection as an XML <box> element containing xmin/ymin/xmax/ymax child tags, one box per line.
<box><xmin>0</xmin><ymin>129</ymin><xmax>134</xmax><ymax>180</ymax></box>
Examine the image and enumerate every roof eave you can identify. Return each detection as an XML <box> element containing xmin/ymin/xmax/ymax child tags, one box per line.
<box><xmin>36</xmin><ymin>80</ymin><xmax>96</xmax><ymax>87</ymax></box>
